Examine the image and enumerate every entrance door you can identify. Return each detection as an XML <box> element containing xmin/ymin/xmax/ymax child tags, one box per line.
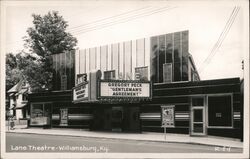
<box><xmin>111</xmin><ymin>107</ymin><xmax>123</xmax><ymax>132</ymax></box>
<box><xmin>191</xmin><ymin>107</ymin><xmax>205</xmax><ymax>135</ymax></box>
<box><xmin>128</xmin><ymin>107</ymin><xmax>140</xmax><ymax>132</ymax></box>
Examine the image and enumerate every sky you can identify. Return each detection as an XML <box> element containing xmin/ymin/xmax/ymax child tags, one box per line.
<box><xmin>2</xmin><ymin>0</ymin><xmax>249</xmax><ymax>80</ymax></box>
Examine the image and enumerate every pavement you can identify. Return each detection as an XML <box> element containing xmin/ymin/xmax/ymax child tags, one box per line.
<box><xmin>5</xmin><ymin>125</ymin><xmax>243</xmax><ymax>149</ymax></box>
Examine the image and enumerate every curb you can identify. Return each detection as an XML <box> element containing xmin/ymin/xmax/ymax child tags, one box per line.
<box><xmin>6</xmin><ymin>131</ymin><xmax>243</xmax><ymax>149</ymax></box>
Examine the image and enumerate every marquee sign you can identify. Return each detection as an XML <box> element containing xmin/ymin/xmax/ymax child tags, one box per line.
<box><xmin>73</xmin><ymin>83</ymin><xmax>88</xmax><ymax>102</ymax></box>
<box><xmin>76</xmin><ymin>73</ymin><xmax>87</xmax><ymax>85</ymax></box>
<box><xmin>99</xmin><ymin>81</ymin><xmax>151</xmax><ymax>98</ymax></box>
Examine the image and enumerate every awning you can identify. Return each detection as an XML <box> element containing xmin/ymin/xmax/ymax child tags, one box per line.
<box><xmin>14</xmin><ymin>103</ymin><xmax>27</xmax><ymax>109</ymax></box>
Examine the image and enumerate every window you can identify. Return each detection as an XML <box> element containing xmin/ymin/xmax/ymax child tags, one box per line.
<box><xmin>192</xmin><ymin>97</ymin><xmax>204</xmax><ymax>106</ymax></box>
<box><xmin>208</xmin><ymin>95</ymin><xmax>232</xmax><ymax>127</ymax></box>
<box><xmin>104</xmin><ymin>70</ymin><xmax>116</xmax><ymax>80</ymax></box>
<box><xmin>31</xmin><ymin>104</ymin><xmax>43</xmax><ymax>118</ymax></box>
<box><xmin>22</xmin><ymin>94</ymin><xmax>28</xmax><ymax>101</ymax></box>
<box><xmin>30</xmin><ymin>103</ymin><xmax>52</xmax><ymax>126</ymax></box>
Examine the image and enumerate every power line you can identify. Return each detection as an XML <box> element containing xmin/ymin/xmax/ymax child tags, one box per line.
<box><xmin>67</xmin><ymin>6</ymin><xmax>153</xmax><ymax>31</ymax></box>
<box><xmin>71</xmin><ymin>6</ymin><xmax>175</xmax><ymax>35</ymax></box>
<box><xmin>69</xmin><ymin>6</ymin><xmax>162</xmax><ymax>34</ymax></box>
<box><xmin>71</xmin><ymin>6</ymin><xmax>176</xmax><ymax>35</ymax></box>
<box><xmin>198</xmin><ymin>6</ymin><xmax>240</xmax><ymax>74</ymax></box>
<box><xmin>204</xmin><ymin>6</ymin><xmax>239</xmax><ymax>64</ymax></box>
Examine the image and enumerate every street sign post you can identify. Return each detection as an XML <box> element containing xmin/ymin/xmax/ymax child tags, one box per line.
<box><xmin>161</xmin><ymin>105</ymin><xmax>175</xmax><ymax>140</ymax></box>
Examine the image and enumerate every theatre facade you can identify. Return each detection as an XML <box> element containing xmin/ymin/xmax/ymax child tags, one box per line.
<box><xmin>28</xmin><ymin>30</ymin><xmax>243</xmax><ymax>139</ymax></box>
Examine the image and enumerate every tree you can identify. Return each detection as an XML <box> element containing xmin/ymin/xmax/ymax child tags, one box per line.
<box><xmin>5</xmin><ymin>52</ymin><xmax>38</xmax><ymax>91</ymax></box>
<box><xmin>6</xmin><ymin>53</ymin><xmax>23</xmax><ymax>91</ymax></box>
<box><xmin>24</xmin><ymin>11</ymin><xmax>77</xmax><ymax>57</ymax></box>
<box><xmin>22</xmin><ymin>11</ymin><xmax>77</xmax><ymax>92</ymax></box>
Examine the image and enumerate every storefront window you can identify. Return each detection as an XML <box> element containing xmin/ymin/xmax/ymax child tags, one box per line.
<box><xmin>31</xmin><ymin>104</ymin><xmax>43</xmax><ymax>118</ymax></box>
<box><xmin>208</xmin><ymin>95</ymin><xmax>232</xmax><ymax>127</ymax></box>
<box><xmin>30</xmin><ymin>103</ymin><xmax>52</xmax><ymax>126</ymax></box>
<box><xmin>44</xmin><ymin>103</ymin><xmax>52</xmax><ymax>117</ymax></box>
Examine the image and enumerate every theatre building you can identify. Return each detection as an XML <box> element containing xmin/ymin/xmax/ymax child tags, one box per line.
<box><xmin>28</xmin><ymin>30</ymin><xmax>243</xmax><ymax>139</ymax></box>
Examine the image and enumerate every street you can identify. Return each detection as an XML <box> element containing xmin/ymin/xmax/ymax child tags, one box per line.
<box><xmin>6</xmin><ymin>133</ymin><xmax>242</xmax><ymax>153</ymax></box>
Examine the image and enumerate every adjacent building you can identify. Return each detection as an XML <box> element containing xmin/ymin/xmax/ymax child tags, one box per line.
<box><xmin>28</xmin><ymin>30</ymin><xmax>243</xmax><ymax>140</ymax></box>
<box><xmin>7</xmin><ymin>80</ymin><xmax>29</xmax><ymax>121</ymax></box>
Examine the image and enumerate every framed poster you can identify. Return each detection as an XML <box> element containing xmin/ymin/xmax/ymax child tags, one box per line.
<box><xmin>60</xmin><ymin>108</ymin><xmax>68</xmax><ymax>126</ymax></box>
<box><xmin>161</xmin><ymin>105</ymin><xmax>175</xmax><ymax>127</ymax></box>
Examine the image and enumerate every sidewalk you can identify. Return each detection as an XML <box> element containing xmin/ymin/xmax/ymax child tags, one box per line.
<box><xmin>6</xmin><ymin>125</ymin><xmax>243</xmax><ymax>149</ymax></box>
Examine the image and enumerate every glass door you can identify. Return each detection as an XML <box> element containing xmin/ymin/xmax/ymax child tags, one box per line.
<box><xmin>191</xmin><ymin>107</ymin><xmax>205</xmax><ymax>135</ymax></box>
<box><xmin>191</xmin><ymin>97</ymin><xmax>206</xmax><ymax>136</ymax></box>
